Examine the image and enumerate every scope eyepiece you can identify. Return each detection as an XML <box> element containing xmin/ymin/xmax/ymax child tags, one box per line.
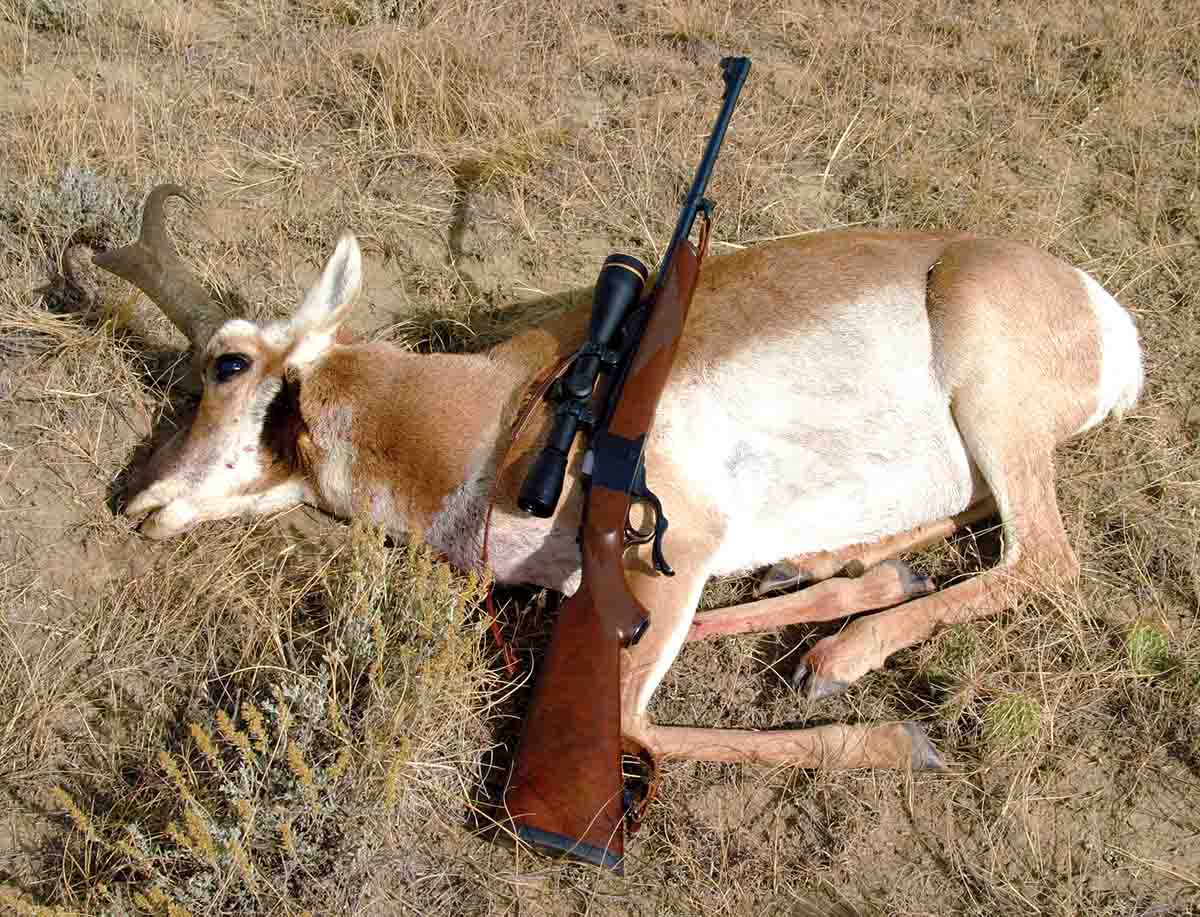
<box><xmin>517</xmin><ymin>448</ymin><xmax>570</xmax><ymax>518</ymax></box>
<box><xmin>516</xmin><ymin>252</ymin><xmax>649</xmax><ymax>518</ymax></box>
<box><xmin>517</xmin><ymin>402</ymin><xmax>585</xmax><ymax>517</ymax></box>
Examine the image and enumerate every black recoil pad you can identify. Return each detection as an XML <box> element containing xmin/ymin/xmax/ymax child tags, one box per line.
<box><xmin>517</xmin><ymin>253</ymin><xmax>648</xmax><ymax>518</ymax></box>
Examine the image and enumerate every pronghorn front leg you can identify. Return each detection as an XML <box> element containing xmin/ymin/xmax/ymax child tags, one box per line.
<box><xmin>618</xmin><ymin>530</ymin><xmax>719</xmax><ymax>750</ymax></box>
<box><xmin>754</xmin><ymin>499</ymin><xmax>997</xmax><ymax>595</ymax></box>
<box><xmin>685</xmin><ymin>500</ymin><xmax>1003</xmax><ymax>643</ymax></box>
<box><xmin>686</xmin><ymin>559</ymin><xmax>934</xmax><ymax>642</ymax></box>
<box><xmin>618</xmin><ymin>511</ymin><xmax>943</xmax><ymax>770</ymax></box>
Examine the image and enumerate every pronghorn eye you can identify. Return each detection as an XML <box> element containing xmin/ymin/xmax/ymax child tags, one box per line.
<box><xmin>213</xmin><ymin>353</ymin><xmax>252</xmax><ymax>383</ymax></box>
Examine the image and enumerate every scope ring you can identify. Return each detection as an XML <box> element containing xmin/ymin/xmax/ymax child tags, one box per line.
<box><xmin>577</xmin><ymin>340</ymin><xmax>622</xmax><ymax>367</ymax></box>
<box><xmin>553</xmin><ymin>399</ymin><xmax>595</xmax><ymax>426</ymax></box>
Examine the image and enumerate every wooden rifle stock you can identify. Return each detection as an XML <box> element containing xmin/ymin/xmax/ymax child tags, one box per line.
<box><xmin>501</xmin><ymin>242</ymin><xmax>702</xmax><ymax>873</ymax></box>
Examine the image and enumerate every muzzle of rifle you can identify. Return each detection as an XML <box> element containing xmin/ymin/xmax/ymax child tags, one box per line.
<box><xmin>517</xmin><ymin>253</ymin><xmax>649</xmax><ymax>518</ymax></box>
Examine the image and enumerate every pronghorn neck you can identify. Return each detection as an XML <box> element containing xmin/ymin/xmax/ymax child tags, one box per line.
<box><xmin>427</xmin><ymin>340</ymin><xmax>587</xmax><ymax>584</ymax></box>
<box><xmin>305</xmin><ymin>339</ymin><xmax>564</xmax><ymax>576</ymax></box>
<box><xmin>416</xmin><ymin>353</ymin><xmax>528</xmax><ymax>571</ymax></box>
<box><xmin>417</xmin><ymin>314</ymin><xmax>591</xmax><ymax>582</ymax></box>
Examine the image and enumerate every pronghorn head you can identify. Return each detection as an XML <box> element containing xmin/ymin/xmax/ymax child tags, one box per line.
<box><xmin>84</xmin><ymin>184</ymin><xmax>363</xmax><ymax>537</ymax></box>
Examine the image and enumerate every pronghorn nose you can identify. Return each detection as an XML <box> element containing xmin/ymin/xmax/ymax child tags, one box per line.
<box><xmin>124</xmin><ymin>478</ymin><xmax>184</xmax><ymax>518</ymax></box>
<box><xmin>124</xmin><ymin>491</ymin><xmax>163</xmax><ymax>517</ymax></box>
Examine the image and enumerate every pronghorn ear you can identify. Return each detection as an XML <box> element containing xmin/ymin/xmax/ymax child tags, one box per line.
<box><xmin>292</xmin><ymin>232</ymin><xmax>363</xmax><ymax>338</ymax></box>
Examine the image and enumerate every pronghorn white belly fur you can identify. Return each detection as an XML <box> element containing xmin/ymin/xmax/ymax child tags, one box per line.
<box><xmin>653</xmin><ymin>288</ymin><xmax>979</xmax><ymax>579</ymax></box>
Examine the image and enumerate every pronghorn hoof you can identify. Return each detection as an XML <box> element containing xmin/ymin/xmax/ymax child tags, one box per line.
<box><xmin>883</xmin><ymin>559</ymin><xmax>936</xmax><ymax>598</ymax></box>
<box><xmin>806</xmin><ymin>676</ymin><xmax>850</xmax><ymax>700</ymax></box>
<box><xmin>790</xmin><ymin>662</ymin><xmax>808</xmax><ymax>691</ymax></box>
<box><xmin>791</xmin><ymin>663</ymin><xmax>849</xmax><ymax>700</ymax></box>
<box><xmin>755</xmin><ymin>560</ymin><xmax>811</xmax><ymax>596</ymax></box>
<box><xmin>903</xmin><ymin>722</ymin><xmax>947</xmax><ymax>771</ymax></box>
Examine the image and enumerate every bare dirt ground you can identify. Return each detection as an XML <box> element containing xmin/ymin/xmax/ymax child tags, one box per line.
<box><xmin>1</xmin><ymin>0</ymin><xmax>1198</xmax><ymax>914</ymax></box>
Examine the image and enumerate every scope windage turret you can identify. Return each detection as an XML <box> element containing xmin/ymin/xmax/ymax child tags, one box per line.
<box><xmin>517</xmin><ymin>252</ymin><xmax>649</xmax><ymax>518</ymax></box>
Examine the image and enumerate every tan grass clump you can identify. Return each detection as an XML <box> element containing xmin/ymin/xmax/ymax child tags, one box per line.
<box><xmin>324</xmin><ymin>16</ymin><xmax>566</xmax><ymax>190</ymax></box>
<box><xmin>22</xmin><ymin>525</ymin><xmax>494</xmax><ymax>914</ymax></box>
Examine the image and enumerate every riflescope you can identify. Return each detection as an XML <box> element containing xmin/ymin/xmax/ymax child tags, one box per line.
<box><xmin>517</xmin><ymin>252</ymin><xmax>649</xmax><ymax>517</ymax></box>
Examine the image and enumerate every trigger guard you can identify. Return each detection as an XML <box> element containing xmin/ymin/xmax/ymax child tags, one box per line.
<box><xmin>624</xmin><ymin>498</ymin><xmax>656</xmax><ymax>543</ymax></box>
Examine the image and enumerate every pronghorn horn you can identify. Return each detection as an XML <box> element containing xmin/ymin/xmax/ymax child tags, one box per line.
<box><xmin>92</xmin><ymin>184</ymin><xmax>228</xmax><ymax>350</ymax></box>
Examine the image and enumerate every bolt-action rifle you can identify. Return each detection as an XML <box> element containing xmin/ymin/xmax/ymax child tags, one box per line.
<box><xmin>500</xmin><ymin>55</ymin><xmax>751</xmax><ymax>874</ymax></box>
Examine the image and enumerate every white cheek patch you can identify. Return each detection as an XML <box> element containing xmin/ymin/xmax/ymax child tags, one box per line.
<box><xmin>126</xmin><ymin>376</ymin><xmax>283</xmax><ymax>518</ymax></box>
<box><xmin>130</xmin><ymin>377</ymin><xmax>305</xmax><ymax>534</ymax></box>
<box><xmin>196</xmin><ymin>377</ymin><xmax>283</xmax><ymax>498</ymax></box>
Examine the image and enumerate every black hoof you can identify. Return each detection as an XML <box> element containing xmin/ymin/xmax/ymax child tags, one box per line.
<box><xmin>792</xmin><ymin>663</ymin><xmax>849</xmax><ymax>700</ymax></box>
<box><xmin>881</xmin><ymin>559</ymin><xmax>935</xmax><ymax>598</ymax></box>
<box><xmin>903</xmin><ymin>722</ymin><xmax>947</xmax><ymax>771</ymax></box>
<box><xmin>755</xmin><ymin>560</ymin><xmax>811</xmax><ymax>597</ymax></box>
<box><xmin>791</xmin><ymin>662</ymin><xmax>807</xmax><ymax>691</ymax></box>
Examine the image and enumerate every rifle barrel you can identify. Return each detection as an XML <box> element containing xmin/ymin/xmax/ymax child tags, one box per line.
<box><xmin>653</xmin><ymin>55</ymin><xmax>751</xmax><ymax>295</ymax></box>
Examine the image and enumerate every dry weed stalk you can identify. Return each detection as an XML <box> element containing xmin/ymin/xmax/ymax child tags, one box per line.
<box><xmin>3</xmin><ymin>522</ymin><xmax>494</xmax><ymax>913</ymax></box>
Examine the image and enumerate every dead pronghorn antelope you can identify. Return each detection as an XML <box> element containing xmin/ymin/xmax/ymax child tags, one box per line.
<box><xmin>65</xmin><ymin>184</ymin><xmax>1142</xmax><ymax>771</ymax></box>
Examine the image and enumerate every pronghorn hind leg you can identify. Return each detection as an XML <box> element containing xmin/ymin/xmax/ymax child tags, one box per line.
<box><xmin>618</xmin><ymin>503</ymin><xmax>946</xmax><ymax>776</ymax></box>
<box><xmin>795</xmin><ymin>444</ymin><xmax>1078</xmax><ymax>700</ymax></box>
<box><xmin>790</xmin><ymin>241</ymin><xmax>1115</xmax><ymax>700</ymax></box>
<box><xmin>644</xmin><ymin>721</ymin><xmax>945</xmax><ymax>770</ymax></box>
<box><xmin>754</xmin><ymin>498</ymin><xmax>997</xmax><ymax>596</ymax></box>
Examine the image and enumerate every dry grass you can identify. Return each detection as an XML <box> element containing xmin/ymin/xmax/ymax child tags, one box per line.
<box><xmin>2</xmin><ymin>0</ymin><xmax>1199</xmax><ymax>914</ymax></box>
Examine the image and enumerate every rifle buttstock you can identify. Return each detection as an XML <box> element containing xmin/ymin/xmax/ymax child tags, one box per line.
<box><xmin>500</xmin><ymin>581</ymin><xmax>632</xmax><ymax>871</ymax></box>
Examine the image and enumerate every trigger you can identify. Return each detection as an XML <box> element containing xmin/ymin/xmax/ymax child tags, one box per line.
<box><xmin>651</xmin><ymin>512</ymin><xmax>674</xmax><ymax>577</ymax></box>
<box><xmin>630</xmin><ymin>466</ymin><xmax>674</xmax><ymax>577</ymax></box>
